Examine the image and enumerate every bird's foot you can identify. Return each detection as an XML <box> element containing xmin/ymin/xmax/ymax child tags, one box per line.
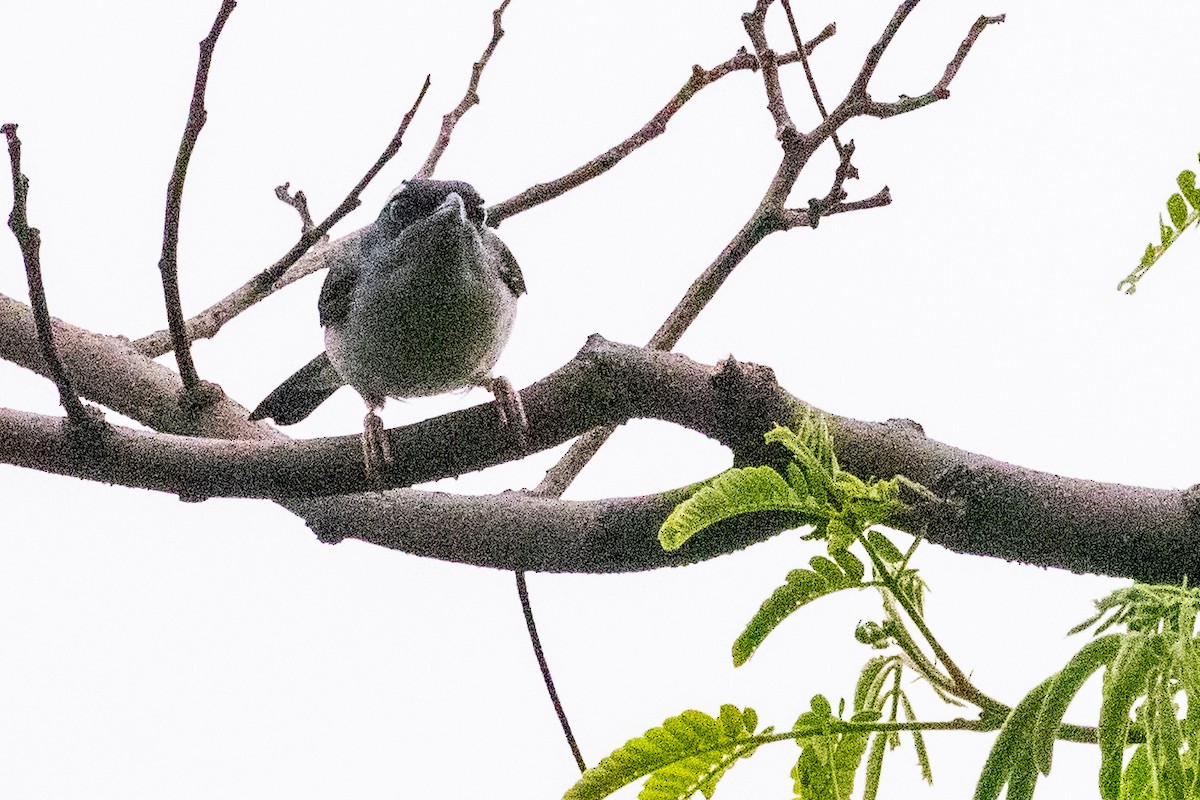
<box><xmin>362</xmin><ymin>410</ymin><xmax>393</xmax><ymax>483</ymax></box>
<box><xmin>487</xmin><ymin>376</ymin><xmax>528</xmax><ymax>449</ymax></box>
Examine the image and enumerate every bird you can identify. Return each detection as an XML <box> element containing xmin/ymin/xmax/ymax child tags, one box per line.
<box><xmin>249</xmin><ymin>178</ymin><xmax>527</xmax><ymax>477</ymax></box>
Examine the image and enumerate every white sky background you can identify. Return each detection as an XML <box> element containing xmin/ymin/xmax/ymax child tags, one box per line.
<box><xmin>2</xmin><ymin>2</ymin><xmax>1200</xmax><ymax>798</ymax></box>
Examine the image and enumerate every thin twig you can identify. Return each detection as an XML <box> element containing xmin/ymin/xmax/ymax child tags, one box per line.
<box><xmin>136</xmin><ymin>23</ymin><xmax>837</xmax><ymax>362</ymax></box>
<box><xmin>515</xmin><ymin>572</ymin><xmax>586</xmax><ymax>773</ymax></box>
<box><xmin>488</xmin><ymin>25</ymin><xmax>836</xmax><ymax>225</ymax></box>
<box><xmin>2</xmin><ymin>124</ymin><xmax>90</xmax><ymax>424</ymax></box>
<box><xmin>849</xmin><ymin>0</ymin><xmax>921</xmax><ymax>98</ymax></box>
<box><xmin>156</xmin><ymin>0</ymin><xmax>237</xmax><ymax>390</ymax></box>
<box><xmin>780</xmin><ymin>0</ymin><xmax>846</xmax><ymax>161</ymax></box>
<box><xmin>741</xmin><ymin>0</ymin><xmax>799</xmax><ymax>145</ymax></box>
<box><xmin>935</xmin><ymin>14</ymin><xmax>1007</xmax><ymax>96</ymax></box>
<box><xmin>416</xmin><ymin>0</ymin><xmax>513</xmax><ymax>180</ymax></box>
<box><xmin>779</xmin><ymin>185</ymin><xmax>891</xmax><ymax>230</ymax></box>
<box><xmin>275</xmin><ymin>182</ymin><xmax>318</xmax><ymax>235</ymax></box>
<box><xmin>135</xmin><ymin>76</ymin><xmax>432</xmax><ymax>358</ymax></box>
<box><xmin>535</xmin><ymin>5</ymin><xmax>999</xmax><ymax>496</ymax></box>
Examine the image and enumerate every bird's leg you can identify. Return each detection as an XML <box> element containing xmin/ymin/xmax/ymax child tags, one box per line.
<box><xmin>361</xmin><ymin>407</ymin><xmax>393</xmax><ymax>481</ymax></box>
<box><xmin>483</xmin><ymin>375</ymin><xmax>528</xmax><ymax>448</ymax></box>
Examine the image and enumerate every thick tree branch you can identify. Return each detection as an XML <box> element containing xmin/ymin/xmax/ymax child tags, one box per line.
<box><xmin>2</xmin><ymin>293</ymin><xmax>1198</xmax><ymax>583</ymax></box>
<box><xmin>1</xmin><ymin>335</ymin><xmax>794</xmax><ymax>497</ymax></box>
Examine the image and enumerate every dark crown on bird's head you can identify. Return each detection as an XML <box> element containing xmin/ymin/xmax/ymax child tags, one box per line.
<box><xmin>379</xmin><ymin>179</ymin><xmax>486</xmax><ymax>232</ymax></box>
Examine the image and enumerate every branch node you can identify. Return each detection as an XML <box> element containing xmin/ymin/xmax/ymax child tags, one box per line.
<box><xmin>275</xmin><ymin>182</ymin><xmax>320</xmax><ymax>236</ymax></box>
<box><xmin>178</xmin><ymin>379</ymin><xmax>225</xmax><ymax>415</ymax></box>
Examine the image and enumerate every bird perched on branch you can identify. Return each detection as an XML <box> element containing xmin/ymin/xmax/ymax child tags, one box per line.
<box><xmin>250</xmin><ymin>178</ymin><xmax>527</xmax><ymax>477</ymax></box>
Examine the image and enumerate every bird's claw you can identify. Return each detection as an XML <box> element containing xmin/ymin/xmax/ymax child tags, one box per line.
<box><xmin>488</xmin><ymin>376</ymin><xmax>528</xmax><ymax>449</ymax></box>
<box><xmin>362</xmin><ymin>410</ymin><xmax>393</xmax><ymax>483</ymax></box>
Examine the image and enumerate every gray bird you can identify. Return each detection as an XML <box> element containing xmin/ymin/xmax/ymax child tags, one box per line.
<box><xmin>250</xmin><ymin>178</ymin><xmax>526</xmax><ymax>475</ymax></box>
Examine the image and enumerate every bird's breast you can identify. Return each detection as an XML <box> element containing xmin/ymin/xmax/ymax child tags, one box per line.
<box><xmin>325</xmin><ymin>264</ymin><xmax>516</xmax><ymax>404</ymax></box>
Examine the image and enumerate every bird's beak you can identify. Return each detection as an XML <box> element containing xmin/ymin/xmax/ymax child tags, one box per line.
<box><xmin>433</xmin><ymin>192</ymin><xmax>468</xmax><ymax>224</ymax></box>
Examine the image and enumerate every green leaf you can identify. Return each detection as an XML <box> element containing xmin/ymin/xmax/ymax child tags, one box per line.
<box><xmin>900</xmin><ymin>693</ymin><xmax>933</xmax><ymax>785</ymax></box>
<box><xmin>1167</xmin><ymin>193</ymin><xmax>1188</xmax><ymax>230</ymax></box>
<box><xmin>792</xmin><ymin>697</ymin><xmax>870</xmax><ymax>800</ymax></box>
<box><xmin>658</xmin><ymin>465</ymin><xmax>816</xmax><ymax>551</ymax></box>
<box><xmin>1099</xmin><ymin>634</ymin><xmax>1167</xmax><ymax>800</ymax></box>
<box><xmin>563</xmin><ymin>706</ymin><xmax>765</xmax><ymax>800</ymax></box>
<box><xmin>1140</xmin><ymin>243</ymin><xmax>1157</xmax><ymax>268</ymax></box>
<box><xmin>1179</xmin><ymin>639</ymin><xmax>1200</xmax><ymax>788</ymax></box>
<box><xmin>866</xmin><ymin>529</ymin><xmax>905</xmax><ymax>564</ymax></box>
<box><xmin>853</xmin><ymin>657</ymin><xmax>895</xmax><ymax>714</ymax></box>
<box><xmin>831</xmin><ymin>547</ymin><xmax>865</xmax><ymax>584</ymax></box>
<box><xmin>1120</xmin><ymin>157</ymin><xmax>1200</xmax><ymax>291</ymax></box>
<box><xmin>974</xmin><ymin>679</ymin><xmax>1052</xmax><ymax>800</ymax></box>
<box><xmin>810</xmin><ymin>555</ymin><xmax>849</xmax><ymax>587</ymax></box>
<box><xmin>1143</xmin><ymin>673</ymin><xmax>1185</xmax><ymax>800</ymax></box>
<box><xmin>732</xmin><ymin>564</ymin><xmax>863</xmax><ymax>666</ymax></box>
<box><xmin>1118</xmin><ymin>746</ymin><xmax>1153</xmax><ymax>800</ymax></box>
<box><xmin>862</xmin><ymin>732</ymin><xmax>887</xmax><ymax>800</ymax></box>
<box><xmin>1160</xmin><ymin>215</ymin><xmax>1175</xmax><ymax>247</ymax></box>
<box><xmin>1033</xmin><ymin>633</ymin><xmax>1123</xmax><ymax>774</ymax></box>
<box><xmin>1178</xmin><ymin>169</ymin><xmax>1200</xmax><ymax>211</ymax></box>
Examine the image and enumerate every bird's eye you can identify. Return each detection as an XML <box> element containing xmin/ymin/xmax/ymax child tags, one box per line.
<box><xmin>468</xmin><ymin>201</ymin><xmax>487</xmax><ymax>227</ymax></box>
<box><xmin>386</xmin><ymin>198</ymin><xmax>418</xmax><ymax>227</ymax></box>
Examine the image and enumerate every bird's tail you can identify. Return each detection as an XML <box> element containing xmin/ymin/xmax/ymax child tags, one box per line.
<box><xmin>248</xmin><ymin>353</ymin><xmax>343</xmax><ymax>425</ymax></box>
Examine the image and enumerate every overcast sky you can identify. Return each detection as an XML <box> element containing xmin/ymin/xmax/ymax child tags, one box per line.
<box><xmin>4</xmin><ymin>2</ymin><xmax>1200</xmax><ymax>798</ymax></box>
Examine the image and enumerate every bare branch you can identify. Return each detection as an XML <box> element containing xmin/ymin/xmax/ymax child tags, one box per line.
<box><xmin>134</xmin><ymin>76</ymin><xmax>432</xmax><ymax>358</ymax></box>
<box><xmin>535</xmin><ymin>6</ymin><xmax>999</xmax><ymax>495</ymax></box>
<box><xmin>488</xmin><ymin>25</ymin><xmax>836</xmax><ymax>225</ymax></box>
<box><xmin>741</xmin><ymin>0</ymin><xmax>800</xmax><ymax>145</ymax></box>
<box><xmin>937</xmin><ymin>14</ymin><xmax>1007</xmax><ymax>95</ymax></box>
<box><xmin>274</xmin><ymin>182</ymin><xmax>318</xmax><ymax>236</ymax></box>
<box><xmin>865</xmin><ymin>12</ymin><xmax>1006</xmax><ymax>116</ymax></box>
<box><xmin>848</xmin><ymin>0</ymin><xmax>921</xmax><ymax>98</ymax></box>
<box><xmin>156</xmin><ymin>0</ymin><xmax>237</xmax><ymax>390</ymax></box>
<box><xmin>416</xmin><ymin>0</ymin><xmax>513</xmax><ymax>180</ymax></box>
<box><xmin>779</xmin><ymin>185</ymin><xmax>892</xmax><ymax>230</ymax></box>
<box><xmin>794</xmin><ymin>139</ymin><xmax>858</xmax><ymax>229</ymax></box>
<box><xmin>0</xmin><ymin>335</ymin><xmax>793</xmax><ymax>497</ymax></box>
<box><xmin>780</xmin><ymin>0</ymin><xmax>847</xmax><ymax>162</ymax></box>
<box><xmin>2</xmin><ymin>124</ymin><xmax>91</xmax><ymax>425</ymax></box>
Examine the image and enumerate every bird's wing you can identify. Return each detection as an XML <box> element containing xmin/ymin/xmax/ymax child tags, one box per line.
<box><xmin>317</xmin><ymin>258</ymin><xmax>361</xmax><ymax>328</ymax></box>
<box><xmin>484</xmin><ymin>228</ymin><xmax>526</xmax><ymax>297</ymax></box>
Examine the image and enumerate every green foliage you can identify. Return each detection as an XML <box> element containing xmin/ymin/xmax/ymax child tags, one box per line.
<box><xmin>731</xmin><ymin>552</ymin><xmax>865</xmax><ymax>666</ymax></box>
<box><xmin>974</xmin><ymin>679</ymin><xmax>1053</xmax><ymax>800</ymax></box>
<box><xmin>1031</xmin><ymin>633</ymin><xmax>1122</xmax><ymax>774</ymax></box>
<box><xmin>657</xmin><ymin>465</ymin><xmax>824</xmax><ymax>551</ymax></box>
<box><xmin>658</xmin><ymin>410</ymin><xmax>916</xmax><ymax>671</ymax></box>
<box><xmin>658</xmin><ymin>413</ymin><xmax>902</xmax><ymax>553</ymax></box>
<box><xmin>791</xmin><ymin>695</ymin><xmax>875</xmax><ymax>800</ymax></box>
<box><xmin>1118</xmin><ymin>154</ymin><xmax>1200</xmax><ymax>293</ymax></box>
<box><xmin>563</xmin><ymin>706</ymin><xmax>768</xmax><ymax>800</ymax></box>
<box><xmin>854</xmin><ymin>655</ymin><xmax>933</xmax><ymax>799</ymax></box>
<box><xmin>974</xmin><ymin>582</ymin><xmax>1200</xmax><ymax>800</ymax></box>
